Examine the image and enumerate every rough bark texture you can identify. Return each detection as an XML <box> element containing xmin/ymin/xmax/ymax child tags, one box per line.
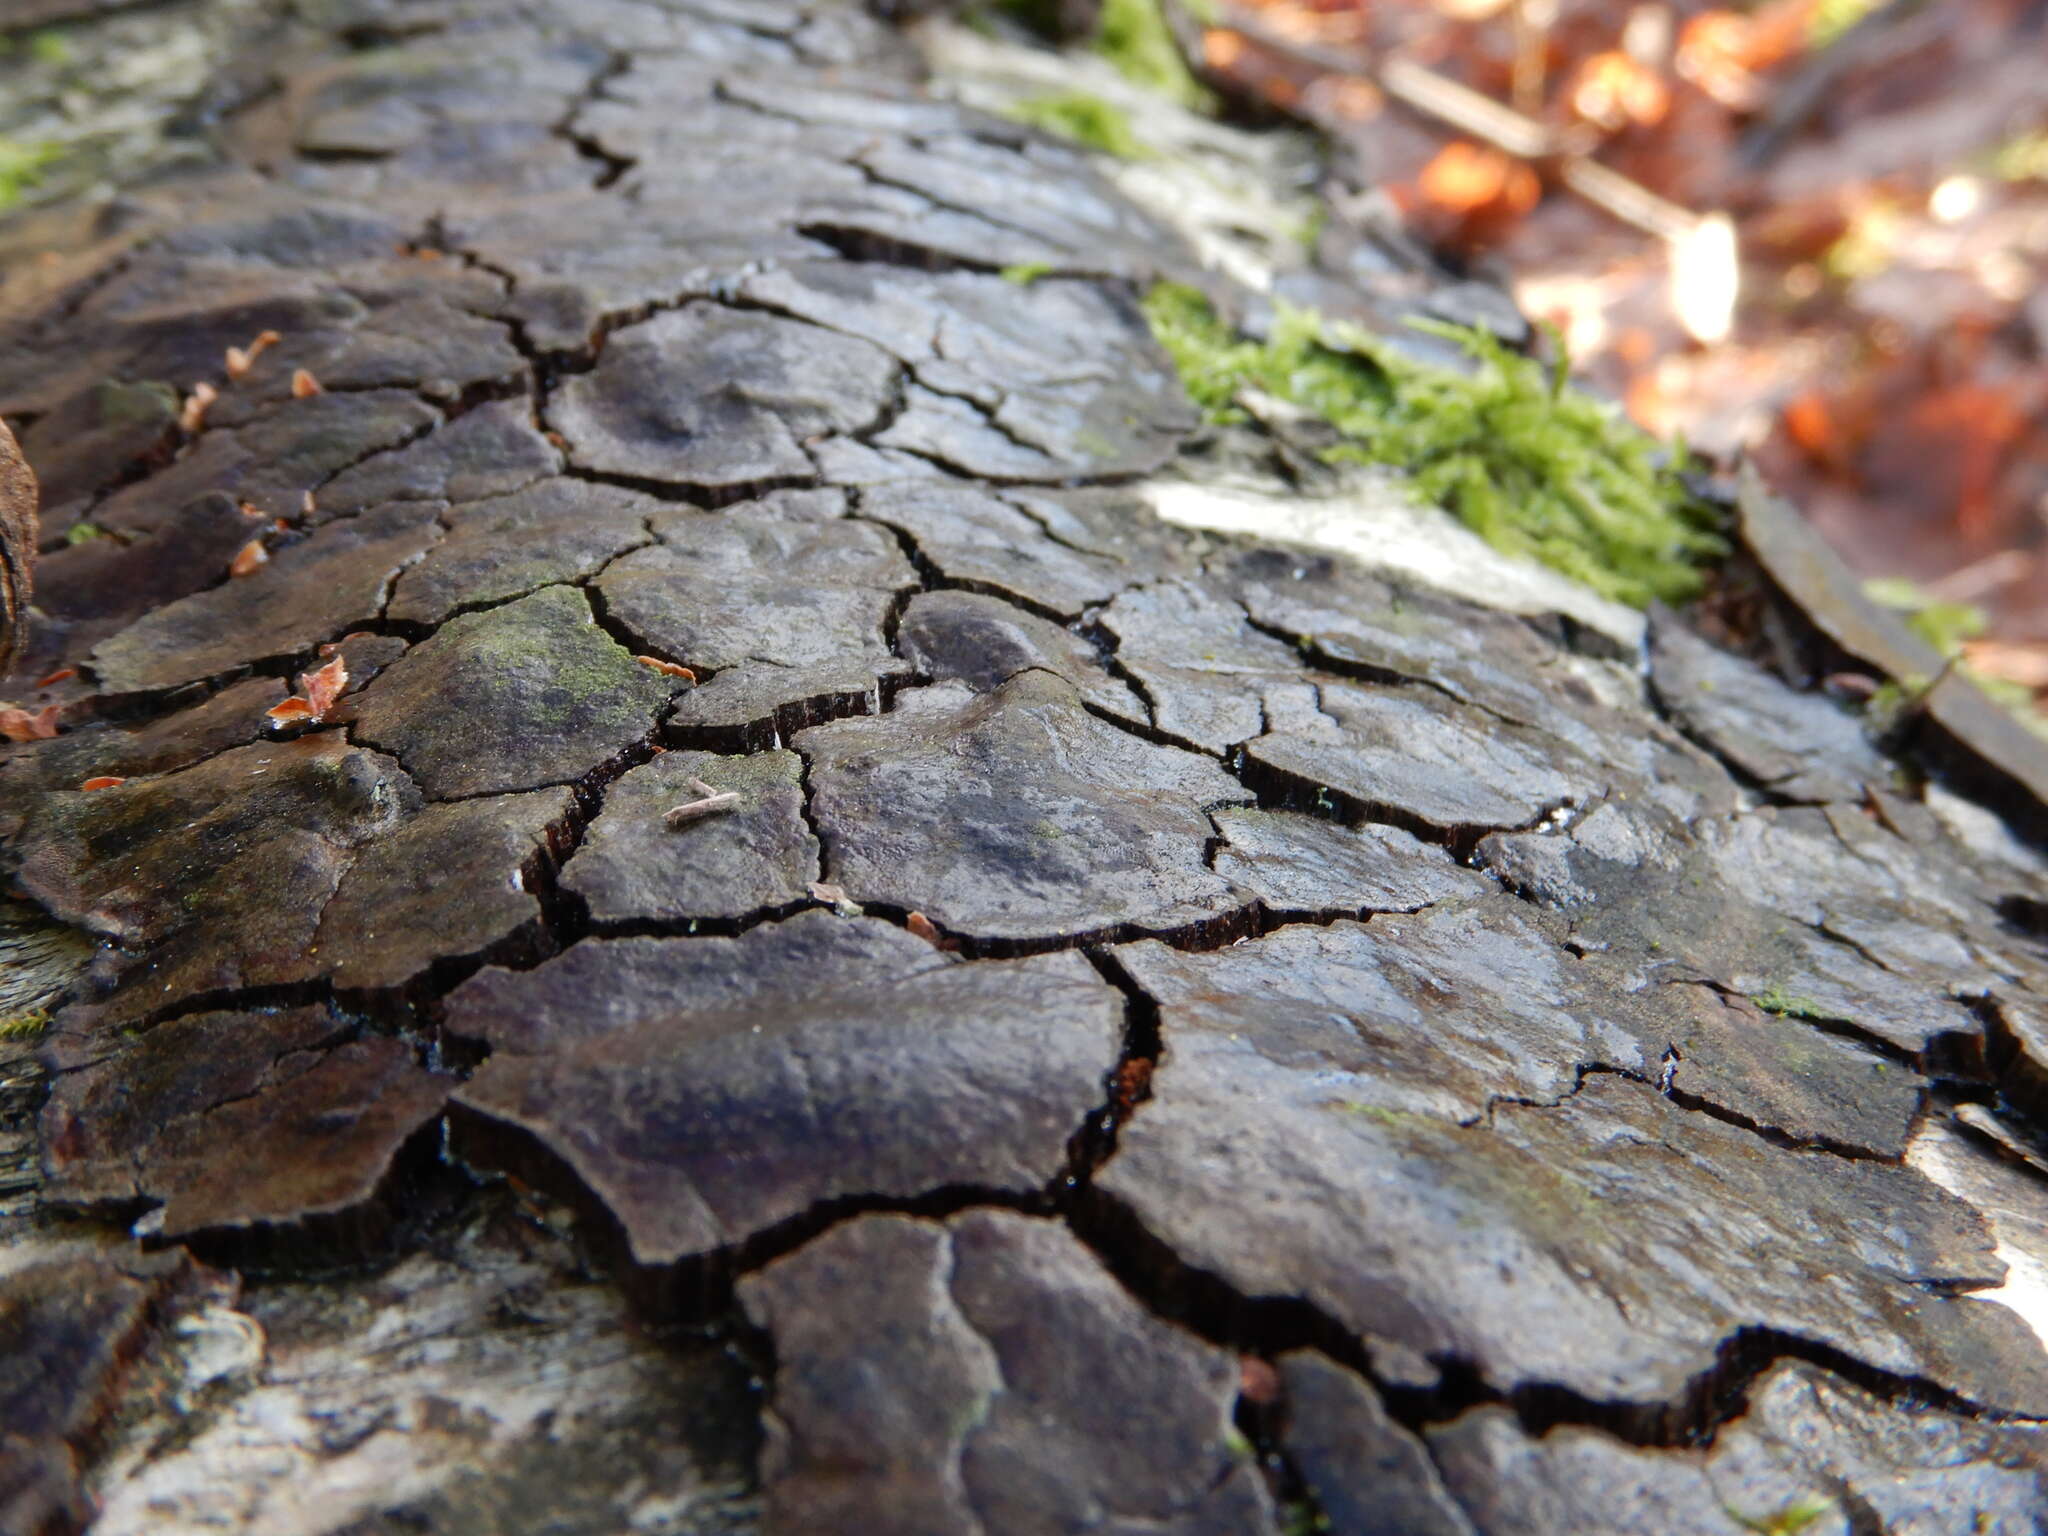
<box><xmin>2</xmin><ymin>2</ymin><xmax>2048</xmax><ymax>1534</ymax></box>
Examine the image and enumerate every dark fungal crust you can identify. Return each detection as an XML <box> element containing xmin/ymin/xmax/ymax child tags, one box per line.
<box><xmin>0</xmin><ymin>2</ymin><xmax>2045</xmax><ymax>1533</ymax></box>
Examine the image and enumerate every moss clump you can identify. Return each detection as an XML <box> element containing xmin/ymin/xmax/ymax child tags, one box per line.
<box><xmin>1093</xmin><ymin>0</ymin><xmax>1213</xmax><ymax>110</ymax></box>
<box><xmin>1000</xmin><ymin>261</ymin><xmax>1056</xmax><ymax>285</ymax></box>
<box><xmin>1004</xmin><ymin>91</ymin><xmax>1150</xmax><ymax>159</ymax></box>
<box><xmin>1142</xmin><ymin>282</ymin><xmax>1727</xmax><ymax>606</ymax></box>
<box><xmin>0</xmin><ymin>138</ymin><xmax>59</xmax><ymax>210</ymax></box>
<box><xmin>1752</xmin><ymin>984</ymin><xmax>1827</xmax><ymax>1021</ymax></box>
<box><xmin>0</xmin><ymin>1008</ymin><xmax>51</xmax><ymax>1041</ymax></box>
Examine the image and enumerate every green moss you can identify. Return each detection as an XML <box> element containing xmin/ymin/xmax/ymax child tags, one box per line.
<box><xmin>0</xmin><ymin>1008</ymin><xmax>51</xmax><ymax>1041</ymax></box>
<box><xmin>29</xmin><ymin>29</ymin><xmax>72</xmax><ymax>67</ymax></box>
<box><xmin>1092</xmin><ymin>0</ymin><xmax>1213</xmax><ymax>110</ymax></box>
<box><xmin>1003</xmin><ymin>91</ymin><xmax>1150</xmax><ymax>158</ymax></box>
<box><xmin>1142</xmin><ymin>283</ymin><xmax>1726</xmax><ymax>606</ymax></box>
<box><xmin>1732</xmin><ymin>1494</ymin><xmax>1835</xmax><ymax>1535</ymax></box>
<box><xmin>64</xmin><ymin>522</ymin><xmax>102</xmax><ymax>545</ymax></box>
<box><xmin>1808</xmin><ymin>0</ymin><xmax>1881</xmax><ymax>47</ymax></box>
<box><xmin>1752</xmin><ymin>984</ymin><xmax>1827</xmax><ymax>1022</ymax></box>
<box><xmin>1863</xmin><ymin>580</ymin><xmax>2048</xmax><ymax>739</ymax></box>
<box><xmin>1988</xmin><ymin>128</ymin><xmax>2048</xmax><ymax>182</ymax></box>
<box><xmin>0</xmin><ymin>138</ymin><xmax>59</xmax><ymax>210</ymax></box>
<box><xmin>1001</xmin><ymin>261</ymin><xmax>1056</xmax><ymax>285</ymax></box>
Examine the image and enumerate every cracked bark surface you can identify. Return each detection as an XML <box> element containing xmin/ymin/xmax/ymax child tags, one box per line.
<box><xmin>2</xmin><ymin>1</ymin><xmax>2048</xmax><ymax>1533</ymax></box>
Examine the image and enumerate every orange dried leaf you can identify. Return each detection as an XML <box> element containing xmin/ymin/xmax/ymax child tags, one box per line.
<box><xmin>264</xmin><ymin>697</ymin><xmax>315</xmax><ymax>725</ymax></box>
<box><xmin>1568</xmin><ymin>51</ymin><xmax>1670</xmax><ymax>132</ymax></box>
<box><xmin>265</xmin><ymin>655</ymin><xmax>350</xmax><ymax>729</ymax></box>
<box><xmin>634</xmin><ymin>654</ymin><xmax>696</xmax><ymax>680</ymax></box>
<box><xmin>0</xmin><ymin>703</ymin><xmax>60</xmax><ymax>741</ymax></box>
<box><xmin>228</xmin><ymin>539</ymin><xmax>269</xmax><ymax>577</ymax></box>
<box><xmin>1418</xmin><ymin>142</ymin><xmax>1535</xmax><ymax>215</ymax></box>
<box><xmin>1112</xmin><ymin>1056</ymin><xmax>1153</xmax><ymax>1112</ymax></box>
<box><xmin>79</xmin><ymin>776</ymin><xmax>126</xmax><ymax>791</ymax></box>
<box><xmin>180</xmin><ymin>380</ymin><xmax>219</xmax><ymax>433</ymax></box>
<box><xmin>239</xmin><ymin>499</ymin><xmax>268</xmax><ymax>520</ymax></box>
<box><xmin>300</xmin><ymin>654</ymin><xmax>349</xmax><ymax>718</ymax></box>
<box><xmin>1202</xmin><ymin>28</ymin><xmax>1245</xmax><ymax>68</ymax></box>
<box><xmin>905</xmin><ymin>910</ymin><xmax>942</xmax><ymax>944</ymax></box>
<box><xmin>33</xmin><ymin>667</ymin><xmax>75</xmax><ymax>689</ymax></box>
<box><xmin>1238</xmin><ymin>1356</ymin><xmax>1281</xmax><ymax>1405</ymax></box>
<box><xmin>225</xmin><ymin>329</ymin><xmax>283</xmax><ymax>380</ymax></box>
<box><xmin>290</xmin><ymin>369</ymin><xmax>323</xmax><ymax>399</ymax></box>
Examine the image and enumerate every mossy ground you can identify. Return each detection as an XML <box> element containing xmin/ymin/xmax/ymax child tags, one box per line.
<box><xmin>1143</xmin><ymin>282</ymin><xmax>1727</xmax><ymax>607</ymax></box>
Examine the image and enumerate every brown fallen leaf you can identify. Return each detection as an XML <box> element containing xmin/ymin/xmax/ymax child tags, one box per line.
<box><xmin>33</xmin><ymin>667</ymin><xmax>74</xmax><ymax>689</ymax></box>
<box><xmin>180</xmin><ymin>380</ymin><xmax>219</xmax><ymax>433</ymax></box>
<box><xmin>0</xmin><ymin>703</ymin><xmax>60</xmax><ymax>741</ymax></box>
<box><xmin>290</xmin><ymin>369</ymin><xmax>323</xmax><ymax>399</ymax></box>
<box><xmin>228</xmin><ymin>540</ymin><xmax>270</xmax><ymax>577</ymax></box>
<box><xmin>0</xmin><ymin>417</ymin><xmax>36</xmax><ymax>676</ymax></box>
<box><xmin>79</xmin><ymin>776</ymin><xmax>126</xmax><ymax>791</ymax></box>
<box><xmin>905</xmin><ymin>910</ymin><xmax>943</xmax><ymax>945</ymax></box>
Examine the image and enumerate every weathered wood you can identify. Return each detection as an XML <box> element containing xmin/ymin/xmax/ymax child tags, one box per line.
<box><xmin>1</xmin><ymin>2</ymin><xmax>2047</xmax><ymax>1534</ymax></box>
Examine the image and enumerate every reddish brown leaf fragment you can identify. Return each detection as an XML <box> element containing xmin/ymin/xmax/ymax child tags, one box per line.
<box><xmin>1112</xmin><ymin>1057</ymin><xmax>1153</xmax><ymax>1114</ymax></box>
<box><xmin>180</xmin><ymin>381</ymin><xmax>219</xmax><ymax>434</ymax></box>
<box><xmin>290</xmin><ymin>369</ymin><xmax>323</xmax><ymax>399</ymax></box>
<box><xmin>79</xmin><ymin>776</ymin><xmax>126</xmax><ymax>791</ymax></box>
<box><xmin>33</xmin><ymin>667</ymin><xmax>74</xmax><ymax>689</ymax></box>
<box><xmin>228</xmin><ymin>540</ymin><xmax>269</xmax><ymax>578</ymax></box>
<box><xmin>1238</xmin><ymin>1356</ymin><xmax>1281</xmax><ymax>1405</ymax></box>
<box><xmin>0</xmin><ymin>703</ymin><xmax>60</xmax><ymax>741</ymax></box>
<box><xmin>224</xmin><ymin>329</ymin><xmax>282</xmax><ymax>380</ymax></box>
<box><xmin>265</xmin><ymin>655</ymin><xmax>350</xmax><ymax>728</ymax></box>
<box><xmin>634</xmin><ymin>654</ymin><xmax>696</xmax><ymax>680</ymax></box>
<box><xmin>905</xmin><ymin>910</ymin><xmax>943</xmax><ymax>945</ymax></box>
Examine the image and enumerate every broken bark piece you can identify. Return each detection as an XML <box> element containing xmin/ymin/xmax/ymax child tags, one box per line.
<box><xmin>1648</xmin><ymin>606</ymin><xmax>1888</xmax><ymax>802</ymax></box>
<box><xmin>895</xmin><ymin>588</ymin><xmax>1144</xmax><ymax>723</ymax></box>
<box><xmin>91</xmin><ymin>503</ymin><xmax>441</xmax><ymax>693</ymax></box>
<box><xmin>547</xmin><ymin>304</ymin><xmax>898</xmax><ymax>487</ymax></box>
<box><xmin>45</xmin><ymin>1015</ymin><xmax>452</xmax><ymax>1254</ymax></box>
<box><xmin>0</xmin><ymin>1242</ymin><xmax>218</xmax><ymax>1534</ymax></box>
<box><xmin>306</xmin><ymin>788</ymin><xmax>572</xmax><ymax>989</ymax></box>
<box><xmin>739</xmin><ymin>1211</ymin><xmax>1278</xmax><ymax>1535</ymax></box>
<box><xmin>1278</xmin><ymin>1352</ymin><xmax>1478</xmax><ymax>1536</ymax></box>
<box><xmin>798</xmin><ymin>672</ymin><xmax>1251</xmax><ymax>945</ymax></box>
<box><xmin>349</xmin><ymin>584</ymin><xmax>674</xmax><ymax>798</ymax></box>
<box><xmin>0</xmin><ymin>416</ymin><xmax>36</xmax><ymax>677</ymax></box>
<box><xmin>1210</xmin><ymin>807</ymin><xmax>1492</xmax><ymax>914</ymax></box>
<box><xmin>1102</xmin><ymin>1067</ymin><xmax>2048</xmax><ymax>1415</ymax></box>
<box><xmin>9</xmin><ymin>735</ymin><xmax>417</xmax><ymax>1019</ymax></box>
<box><xmin>386</xmin><ymin>478</ymin><xmax>654</xmax><ymax>625</ymax></box>
<box><xmin>563</xmin><ymin>751</ymin><xmax>817</xmax><ymax>925</ymax></box>
<box><xmin>449</xmin><ymin>912</ymin><xmax>1119</xmax><ymax>1266</ymax></box>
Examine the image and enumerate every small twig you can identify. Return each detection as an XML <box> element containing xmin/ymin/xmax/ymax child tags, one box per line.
<box><xmin>664</xmin><ymin>776</ymin><xmax>740</xmax><ymax>826</ymax></box>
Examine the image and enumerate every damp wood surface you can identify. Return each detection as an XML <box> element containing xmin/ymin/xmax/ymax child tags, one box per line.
<box><xmin>2</xmin><ymin>2</ymin><xmax>2048</xmax><ymax>1534</ymax></box>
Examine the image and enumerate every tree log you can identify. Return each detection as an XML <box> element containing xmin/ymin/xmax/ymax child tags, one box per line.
<box><xmin>2</xmin><ymin>2</ymin><xmax>2047</xmax><ymax>1534</ymax></box>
